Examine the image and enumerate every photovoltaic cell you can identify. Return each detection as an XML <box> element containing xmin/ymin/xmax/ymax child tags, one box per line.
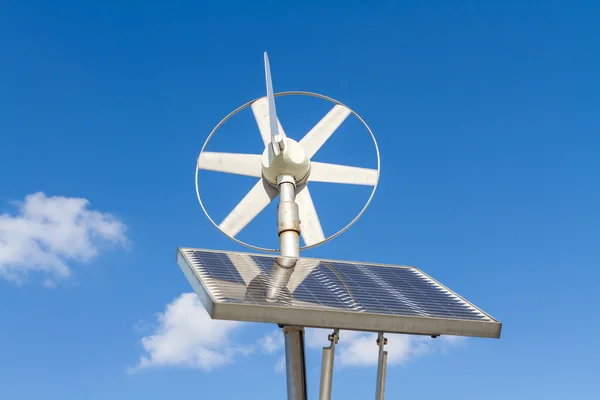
<box><xmin>177</xmin><ymin>248</ymin><xmax>502</xmax><ymax>338</ymax></box>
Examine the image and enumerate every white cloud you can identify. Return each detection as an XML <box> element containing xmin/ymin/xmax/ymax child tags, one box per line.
<box><xmin>305</xmin><ymin>328</ymin><xmax>462</xmax><ymax>367</ymax></box>
<box><xmin>133</xmin><ymin>296</ymin><xmax>468</xmax><ymax>374</ymax></box>
<box><xmin>258</xmin><ymin>329</ymin><xmax>287</xmax><ymax>373</ymax></box>
<box><xmin>334</xmin><ymin>332</ymin><xmax>428</xmax><ymax>367</ymax></box>
<box><xmin>438</xmin><ymin>334</ymin><xmax>467</xmax><ymax>346</ymax></box>
<box><xmin>259</xmin><ymin>329</ymin><xmax>285</xmax><ymax>354</ymax></box>
<box><xmin>129</xmin><ymin>293</ymin><xmax>253</xmax><ymax>373</ymax></box>
<box><xmin>274</xmin><ymin>356</ymin><xmax>286</xmax><ymax>374</ymax></box>
<box><xmin>257</xmin><ymin>327</ymin><xmax>462</xmax><ymax>372</ymax></box>
<box><xmin>0</xmin><ymin>192</ymin><xmax>128</xmax><ymax>286</ymax></box>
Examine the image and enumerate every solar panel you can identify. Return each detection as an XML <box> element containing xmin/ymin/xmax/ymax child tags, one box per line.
<box><xmin>176</xmin><ymin>248</ymin><xmax>502</xmax><ymax>338</ymax></box>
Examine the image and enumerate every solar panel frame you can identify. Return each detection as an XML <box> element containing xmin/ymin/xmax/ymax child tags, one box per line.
<box><xmin>176</xmin><ymin>247</ymin><xmax>502</xmax><ymax>339</ymax></box>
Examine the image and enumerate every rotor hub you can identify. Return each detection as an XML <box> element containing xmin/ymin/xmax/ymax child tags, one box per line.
<box><xmin>261</xmin><ymin>138</ymin><xmax>311</xmax><ymax>186</ymax></box>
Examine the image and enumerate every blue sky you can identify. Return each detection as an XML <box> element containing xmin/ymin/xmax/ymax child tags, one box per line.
<box><xmin>1</xmin><ymin>0</ymin><xmax>599</xmax><ymax>399</ymax></box>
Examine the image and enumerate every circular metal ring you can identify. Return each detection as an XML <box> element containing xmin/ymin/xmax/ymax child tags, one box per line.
<box><xmin>195</xmin><ymin>91</ymin><xmax>381</xmax><ymax>253</ymax></box>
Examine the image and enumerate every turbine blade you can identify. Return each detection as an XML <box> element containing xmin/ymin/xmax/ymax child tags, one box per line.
<box><xmin>309</xmin><ymin>162</ymin><xmax>378</xmax><ymax>186</ymax></box>
<box><xmin>251</xmin><ymin>97</ymin><xmax>287</xmax><ymax>147</ymax></box>
<box><xmin>198</xmin><ymin>152</ymin><xmax>262</xmax><ymax>177</ymax></box>
<box><xmin>286</xmin><ymin>259</ymin><xmax>321</xmax><ymax>293</ymax></box>
<box><xmin>264</xmin><ymin>52</ymin><xmax>286</xmax><ymax>156</ymax></box>
<box><xmin>295</xmin><ymin>185</ymin><xmax>325</xmax><ymax>246</ymax></box>
<box><xmin>299</xmin><ymin>104</ymin><xmax>351</xmax><ymax>158</ymax></box>
<box><xmin>219</xmin><ymin>179</ymin><xmax>279</xmax><ymax>237</ymax></box>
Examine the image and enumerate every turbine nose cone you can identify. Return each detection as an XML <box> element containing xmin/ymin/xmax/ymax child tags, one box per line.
<box><xmin>288</xmin><ymin>145</ymin><xmax>308</xmax><ymax>165</ymax></box>
<box><xmin>261</xmin><ymin>138</ymin><xmax>311</xmax><ymax>186</ymax></box>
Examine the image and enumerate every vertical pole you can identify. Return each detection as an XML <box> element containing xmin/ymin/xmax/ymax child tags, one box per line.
<box><xmin>277</xmin><ymin>175</ymin><xmax>307</xmax><ymax>400</ymax></box>
<box><xmin>278</xmin><ymin>176</ymin><xmax>300</xmax><ymax>258</ymax></box>
<box><xmin>375</xmin><ymin>332</ymin><xmax>388</xmax><ymax>400</ymax></box>
<box><xmin>319</xmin><ymin>329</ymin><xmax>339</xmax><ymax>400</ymax></box>
<box><xmin>283</xmin><ymin>326</ymin><xmax>308</xmax><ymax>399</ymax></box>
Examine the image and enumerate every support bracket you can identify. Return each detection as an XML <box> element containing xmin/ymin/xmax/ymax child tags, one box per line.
<box><xmin>319</xmin><ymin>329</ymin><xmax>340</xmax><ymax>400</ymax></box>
<box><xmin>375</xmin><ymin>332</ymin><xmax>388</xmax><ymax>400</ymax></box>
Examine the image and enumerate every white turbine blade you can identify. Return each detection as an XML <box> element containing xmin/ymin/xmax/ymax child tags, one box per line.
<box><xmin>198</xmin><ymin>152</ymin><xmax>262</xmax><ymax>177</ymax></box>
<box><xmin>295</xmin><ymin>185</ymin><xmax>325</xmax><ymax>246</ymax></box>
<box><xmin>299</xmin><ymin>104</ymin><xmax>351</xmax><ymax>158</ymax></box>
<box><xmin>309</xmin><ymin>162</ymin><xmax>378</xmax><ymax>186</ymax></box>
<box><xmin>227</xmin><ymin>253</ymin><xmax>263</xmax><ymax>285</ymax></box>
<box><xmin>264</xmin><ymin>52</ymin><xmax>286</xmax><ymax>156</ymax></box>
<box><xmin>251</xmin><ymin>97</ymin><xmax>288</xmax><ymax>147</ymax></box>
<box><xmin>250</xmin><ymin>98</ymin><xmax>272</xmax><ymax>147</ymax></box>
<box><xmin>219</xmin><ymin>179</ymin><xmax>279</xmax><ymax>237</ymax></box>
<box><xmin>264</xmin><ymin>52</ymin><xmax>280</xmax><ymax>140</ymax></box>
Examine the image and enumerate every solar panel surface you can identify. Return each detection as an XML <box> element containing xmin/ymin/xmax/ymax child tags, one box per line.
<box><xmin>176</xmin><ymin>248</ymin><xmax>502</xmax><ymax>338</ymax></box>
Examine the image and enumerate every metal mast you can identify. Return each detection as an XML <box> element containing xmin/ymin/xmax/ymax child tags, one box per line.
<box><xmin>277</xmin><ymin>174</ymin><xmax>308</xmax><ymax>399</ymax></box>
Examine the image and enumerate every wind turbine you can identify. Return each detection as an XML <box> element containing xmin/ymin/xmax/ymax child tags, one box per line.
<box><xmin>196</xmin><ymin>52</ymin><xmax>380</xmax><ymax>253</ymax></box>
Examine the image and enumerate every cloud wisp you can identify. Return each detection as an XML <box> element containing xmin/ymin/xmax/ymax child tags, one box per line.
<box><xmin>258</xmin><ymin>329</ymin><xmax>285</xmax><ymax>354</ymax></box>
<box><xmin>129</xmin><ymin>293</ymin><xmax>253</xmax><ymax>373</ymax></box>
<box><xmin>131</xmin><ymin>292</ymin><xmax>467</xmax><ymax>374</ymax></box>
<box><xmin>305</xmin><ymin>328</ymin><xmax>444</xmax><ymax>367</ymax></box>
<box><xmin>0</xmin><ymin>192</ymin><xmax>128</xmax><ymax>286</ymax></box>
